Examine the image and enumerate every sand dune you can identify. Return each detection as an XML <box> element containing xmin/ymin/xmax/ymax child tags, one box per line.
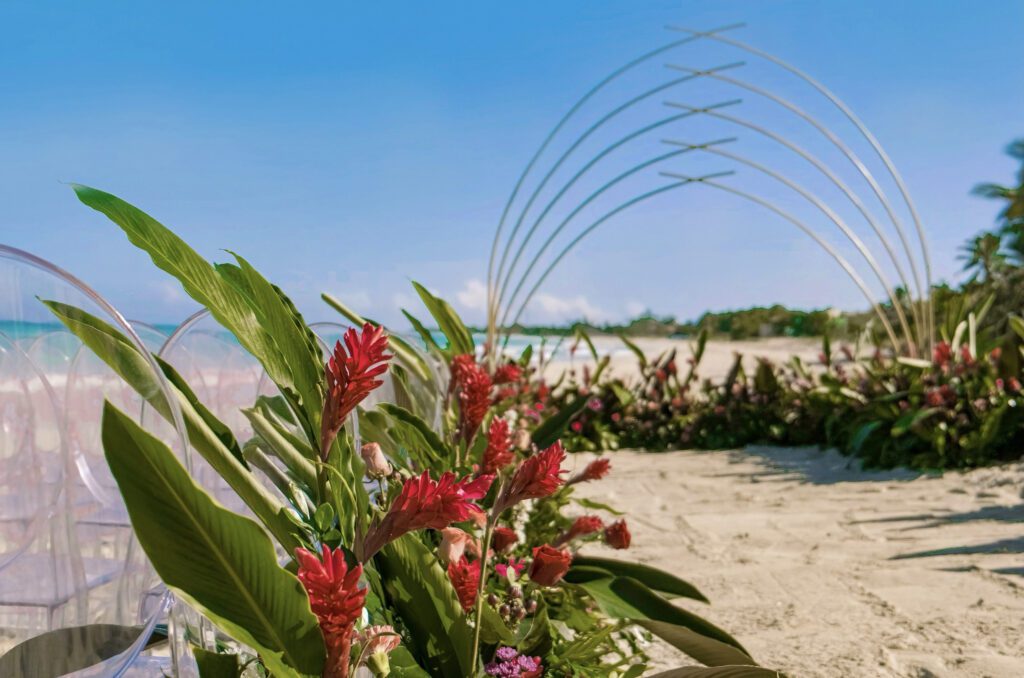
<box><xmin>568</xmin><ymin>448</ymin><xmax>1024</xmax><ymax>677</ymax></box>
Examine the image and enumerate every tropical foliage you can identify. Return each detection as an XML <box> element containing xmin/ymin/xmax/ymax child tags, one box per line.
<box><xmin>40</xmin><ymin>186</ymin><xmax>782</xmax><ymax>677</ymax></box>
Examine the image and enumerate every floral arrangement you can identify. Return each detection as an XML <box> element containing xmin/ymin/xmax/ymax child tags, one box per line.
<box><xmin>544</xmin><ymin>325</ymin><xmax>1024</xmax><ymax>470</ymax></box>
<box><xmin>42</xmin><ymin>186</ymin><xmax>782</xmax><ymax>677</ymax></box>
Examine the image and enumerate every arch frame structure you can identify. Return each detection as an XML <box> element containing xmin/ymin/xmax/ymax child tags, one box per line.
<box><xmin>484</xmin><ymin>23</ymin><xmax>933</xmax><ymax>359</ymax></box>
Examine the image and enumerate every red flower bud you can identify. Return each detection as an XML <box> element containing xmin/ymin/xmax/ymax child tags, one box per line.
<box><xmin>492</xmin><ymin>526</ymin><xmax>519</xmax><ymax>553</ymax></box>
<box><xmin>604</xmin><ymin>519</ymin><xmax>631</xmax><ymax>550</ymax></box>
<box><xmin>528</xmin><ymin>544</ymin><xmax>572</xmax><ymax>586</ymax></box>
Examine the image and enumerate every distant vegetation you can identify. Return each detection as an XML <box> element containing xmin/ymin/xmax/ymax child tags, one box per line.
<box><xmin>489</xmin><ymin>305</ymin><xmax>861</xmax><ymax>341</ymax></box>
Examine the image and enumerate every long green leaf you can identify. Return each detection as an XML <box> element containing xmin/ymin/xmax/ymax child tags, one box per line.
<box><xmin>634</xmin><ymin>619</ymin><xmax>755</xmax><ymax>667</ymax></box>
<box><xmin>0</xmin><ymin>624</ymin><xmax>166</xmax><ymax>677</ymax></box>
<box><xmin>224</xmin><ymin>253</ymin><xmax>324</xmax><ymax>434</ymax></box>
<box><xmin>243</xmin><ymin>406</ymin><xmax>317</xmax><ymax>489</ymax></box>
<box><xmin>194</xmin><ymin>648</ymin><xmax>242</xmax><ymax>678</ymax></box>
<box><xmin>411</xmin><ymin>281</ymin><xmax>474</xmax><ymax>356</ymax></box>
<box><xmin>44</xmin><ymin>299</ymin><xmax>301</xmax><ymax>553</ymax></box>
<box><xmin>571</xmin><ymin>574</ymin><xmax>749</xmax><ymax>658</ymax></box>
<box><xmin>374</xmin><ymin>535</ymin><xmax>473</xmax><ymax>678</ymax></box>
<box><xmin>647</xmin><ymin>667</ymin><xmax>783</xmax><ymax>678</ymax></box>
<box><xmin>102</xmin><ymin>403</ymin><xmax>324</xmax><ymax>677</ymax></box>
<box><xmin>71</xmin><ymin>184</ymin><xmax>300</xmax><ymax>407</ymax></box>
<box><xmin>379</xmin><ymin>403</ymin><xmax>450</xmax><ymax>469</ymax></box>
<box><xmin>532</xmin><ymin>396</ymin><xmax>588</xmax><ymax>448</ymax></box>
<box><xmin>569</xmin><ymin>556</ymin><xmax>709</xmax><ymax>603</ymax></box>
<box><xmin>619</xmin><ymin>334</ymin><xmax>647</xmax><ymax>368</ymax></box>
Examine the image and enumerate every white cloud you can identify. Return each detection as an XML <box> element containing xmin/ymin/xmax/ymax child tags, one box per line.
<box><xmin>456</xmin><ymin>279</ymin><xmax>488</xmax><ymax>311</ymax></box>
<box><xmin>152</xmin><ymin>279</ymin><xmax>186</xmax><ymax>305</ymax></box>
<box><xmin>526</xmin><ymin>292</ymin><xmax>610</xmax><ymax>324</ymax></box>
<box><xmin>625</xmin><ymin>300</ymin><xmax>646</xmax><ymax>317</ymax></box>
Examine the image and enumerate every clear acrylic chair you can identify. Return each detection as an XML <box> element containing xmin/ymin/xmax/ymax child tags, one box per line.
<box><xmin>0</xmin><ymin>244</ymin><xmax>191</xmax><ymax>676</ymax></box>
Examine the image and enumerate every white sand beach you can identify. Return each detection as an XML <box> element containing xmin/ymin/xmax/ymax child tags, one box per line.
<box><xmin>570</xmin><ymin>448</ymin><xmax>1024</xmax><ymax>677</ymax></box>
<box><xmin>542</xmin><ymin>336</ymin><xmax>824</xmax><ymax>384</ymax></box>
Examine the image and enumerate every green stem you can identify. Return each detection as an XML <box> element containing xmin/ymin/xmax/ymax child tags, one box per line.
<box><xmin>470</xmin><ymin>517</ymin><xmax>496</xmax><ymax>673</ymax></box>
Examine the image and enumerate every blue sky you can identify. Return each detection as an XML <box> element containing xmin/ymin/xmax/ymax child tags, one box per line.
<box><xmin>1</xmin><ymin>1</ymin><xmax>1021</xmax><ymax>328</ymax></box>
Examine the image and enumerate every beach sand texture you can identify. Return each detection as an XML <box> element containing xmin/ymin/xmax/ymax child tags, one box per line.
<box><xmin>569</xmin><ymin>448</ymin><xmax>1024</xmax><ymax>677</ymax></box>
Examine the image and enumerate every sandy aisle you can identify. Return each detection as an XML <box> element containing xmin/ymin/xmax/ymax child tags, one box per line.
<box><xmin>568</xmin><ymin>447</ymin><xmax>1024</xmax><ymax>677</ymax></box>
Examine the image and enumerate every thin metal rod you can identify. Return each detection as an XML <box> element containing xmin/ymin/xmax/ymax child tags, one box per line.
<box><xmin>662</xmin><ymin>141</ymin><xmax>916</xmax><ymax>355</ymax></box>
<box><xmin>666</xmin><ymin>25</ymin><xmax>934</xmax><ymax>350</ymax></box>
<box><xmin>491</xmin><ymin>64</ymin><xmax>744</xmax><ymax>327</ymax></box>
<box><xmin>665</xmin><ymin>62</ymin><xmax>926</xmax><ymax>343</ymax></box>
<box><xmin>484</xmin><ymin>23</ymin><xmax>745</xmax><ymax>348</ymax></box>
<box><xmin>506</xmin><ymin>175</ymin><xmax>732</xmax><ymax>329</ymax></box>
<box><xmin>495</xmin><ymin>101</ymin><xmax>741</xmax><ymax>314</ymax></box>
<box><xmin>665</xmin><ymin>100</ymin><xmax>921</xmax><ymax>353</ymax></box>
<box><xmin>663</xmin><ymin>175</ymin><xmax>901</xmax><ymax>353</ymax></box>
<box><xmin>500</xmin><ymin>140</ymin><xmax>735</xmax><ymax>325</ymax></box>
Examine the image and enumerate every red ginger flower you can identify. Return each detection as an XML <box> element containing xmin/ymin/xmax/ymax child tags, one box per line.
<box><xmin>492</xmin><ymin>526</ymin><xmax>518</xmax><ymax>553</ymax></box>
<box><xmin>361</xmin><ymin>471</ymin><xmax>494</xmax><ymax>560</ymax></box>
<box><xmin>933</xmin><ymin>341</ymin><xmax>953</xmax><ymax>367</ymax></box>
<box><xmin>529</xmin><ymin>545</ymin><xmax>572</xmax><ymax>586</ymax></box>
<box><xmin>482</xmin><ymin>418</ymin><xmax>515</xmax><ymax>474</ymax></box>
<box><xmin>495</xmin><ymin>441</ymin><xmax>566</xmax><ymax>513</ymax></box>
<box><xmin>569</xmin><ymin>457</ymin><xmax>610</xmax><ymax>485</ymax></box>
<box><xmin>447</xmin><ymin>556</ymin><xmax>481</xmax><ymax>612</ymax></box>
<box><xmin>493</xmin><ymin>363</ymin><xmax>522</xmax><ymax>385</ymax></box>
<box><xmin>449</xmin><ymin>354</ymin><xmax>477</xmax><ymax>391</ymax></box>
<box><xmin>295</xmin><ymin>545</ymin><xmax>367</xmax><ymax>678</ymax></box>
<box><xmin>604</xmin><ymin>519</ymin><xmax>631</xmax><ymax>550</ymax></box>
<box><xmin>321</xmin><ymin>323</ymin><xmax>392</xmax><ymax>458</ymax></box>
<box><xmin>458</xmin><ymin>363</ymin><xmax>493</xmax><ymax>443</ymax></box>
<box><xmin>554</xmin><ymin>515</ymin><xmax>604</xmax><ymax>547</ymax></box>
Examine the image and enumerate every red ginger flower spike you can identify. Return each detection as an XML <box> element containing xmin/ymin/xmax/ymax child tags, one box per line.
<box><xmin>495</xmin><ymin>441</ymin><xmax>566</xmax><ymax>513</ymax></box>
<box><xmin>360</xmin><ymin>471</ymin><xmax>494</xmax><ymax>560</ymax></box>
<box><xmin>295</xmin><ymin>545</ymin><xmax>367</xmax><ymax>678</ymax></box>
<box><xmin>449</xmin><ymin>353</ymin><xmax>477</xmax><ymax>392</ymax></box>
<box><xmin>447</xmin><ymin>556</ymin><xmax>481</xmax><ymax>613</ymax></box>
<box><xmin>933</xmin><ymin>341</ymin><xmax>953</xmax><ymax>367</ymax></box>
<box><xmin>568</xmin><ymin>457</ymin><xmax>610</xmax><ymax>486</ymax></box>
<box><xmin>493</xmin><ymin>363</ymin><xmax>522</xmax><ymax>385</ymax></box>
<box><xmin>321</xmin><ymin>323</ymin><xmax>392</xmax><ymax>458</ymax></box>
<box><xmin>529</xmin><ymin>544</ymin><xmax>572</xmax><ymax>586</ymax></box>
<box><xmin>604</xmin><ymin>519</ymin><xmax>632</xmax><ymax>550</ymax></box>
<box><xmin>458</xmin><ymin>363</ymin><xmax>492</xmax><ymax>443</ymax></box>
<box><xmin>482</xmin><ymin>418</ymin><xmax>515</xmax><ymax>474</ymax></box>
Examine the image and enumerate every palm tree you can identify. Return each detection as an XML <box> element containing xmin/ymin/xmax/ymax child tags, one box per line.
<box><xmin>972</xmin><ymin>139</ymin><xmax>1024</xmax><ymax>262</ymax></box>
<box><xmin>958</xmin><ymin>232</ymin><xmax>1007</xmax><ymax>284</ymax></box>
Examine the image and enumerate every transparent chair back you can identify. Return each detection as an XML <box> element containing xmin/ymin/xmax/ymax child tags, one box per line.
<box><xmin>0</xmin><ymin>245</ymin><xmax>190</xmax><ymax>677</ymax></box>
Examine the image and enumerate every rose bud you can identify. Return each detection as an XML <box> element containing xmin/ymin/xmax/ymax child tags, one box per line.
<box><xmin>514</xmin><ymin>427</ymin><xmax>533</xmax><ymax>452</ymax></box>
<box><xmin>604</xmin><ymin>519</ymin><xmax>631</xmax><ymax>550</ymax></box>
<box><xmin>528</xmin><ymin>545</ymin><xmax>572</xmax><ymax>586</ymax></box>
<box><xmin>360</xmin><ymin>442</ymin><xmax>392</xmax><ymax>479</ymax></box>
<box><xmin>437</xmin><ymin>527</ymin><xmax>470</xmax><ymax>565</ymax></box>
<box><xmin>492</xmin><ymin>526</ymin><xmax>519</xmax><ymax>553</ymax></box>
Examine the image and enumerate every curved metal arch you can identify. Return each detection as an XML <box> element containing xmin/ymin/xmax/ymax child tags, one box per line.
<box><xmin>485</xmin><ymin>22</ymin><xmax>745</xmax><ymax>346</ymax></box>
<box><xmin>663</xmin><ymin>140</ymin><xmax>916</xmax><ymax>354</ymax></box>
<box><xmin>664</xmin><ymin>99</ymin><xmax>924</xmax><ymax>350</ymax></box>
<box><xmin>500</xmin><ymin>139</ymin><xmax>735</xmax><ymax>325</ymax></box>
<box><xmin>505</xmin><ymin>174</ymin><xmax>732</xmax><ymax>329</ymax></box>
<box><xmin>491</xmin><ymin>63</ymin><xmax>745</xmax><ymax>325</ymax></box>
<box><xmin>495</xmin><ymin>100</ymin><xmax>742</xmax><ymax>315</ymax></box>
<box><xmin>662</xmin><ymin>174</ymin><xmax>901</xmax><ymax>352</ymax></box>
<box><xmin>665</xmin><ymin>63</ymin><xmax>925</xmax><ymax>318</ymax></box>
<box><xmin>666</xmin><ymin>25</ymin><xmax>934</xmax><ymax>348</ymax></box>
